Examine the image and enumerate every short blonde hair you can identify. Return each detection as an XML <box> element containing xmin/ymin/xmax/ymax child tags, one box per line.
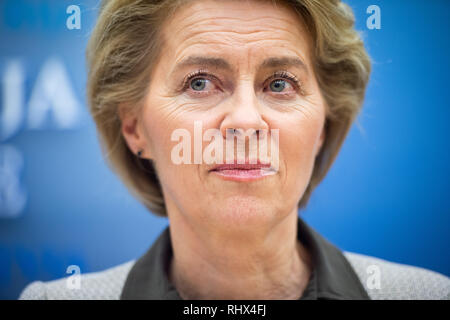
<box><xmin>86</xmin><ymin>0</ymin><xmax>371</xmax><ymax>216</ymax></box>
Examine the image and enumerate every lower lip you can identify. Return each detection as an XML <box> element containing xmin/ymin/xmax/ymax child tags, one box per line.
<box><xmin>210</xmin><ymin>168</ymin><xmax>276</xmax><ymax>182</ymax></box>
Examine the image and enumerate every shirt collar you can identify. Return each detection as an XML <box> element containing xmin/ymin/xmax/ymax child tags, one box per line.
<box><xmin>120</xmin><ymin>216</ymin><xmax>369</xmax><ymax>300</ymax></box>
<box><xmin>296</xmin><ymin>217</ymin><xmax>370</xmax><ymax>299</ymax></box>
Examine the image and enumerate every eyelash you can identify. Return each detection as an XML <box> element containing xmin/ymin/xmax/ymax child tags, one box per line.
<box><xmin>181</xmin><ymin>70</ymin><xmax>303</xmax><ymax>94</ymax></box>
<box><xmin>265</xmin><ymin>71</ymin><xmax>301</xmax><ymax>92</ymax></box>
<box><xmin>181</xmin><ymin>69</ymin><xmax>217</xmax><ymax>92</ymax></box>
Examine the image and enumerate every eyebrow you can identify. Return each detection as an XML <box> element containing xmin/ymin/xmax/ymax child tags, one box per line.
<box><xmin>260</xmin><ymin>56</ymin><xmax>308</xmax><ymax>73</ymax></box>
<box><xmin>171</xmin><ymin>55</ymin><xmax>308</xmax><ymax>76</ymax></box>
<box><xmin>172</xmin><ymin>56</ymin><xmax>233</xmax><ymax>73</ymax></box>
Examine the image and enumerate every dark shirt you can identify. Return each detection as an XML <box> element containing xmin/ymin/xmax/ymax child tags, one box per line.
<box><xmin>120</xmin><ymin>216</ymin><xmax>370</xmax><ymax>300</ymax></box>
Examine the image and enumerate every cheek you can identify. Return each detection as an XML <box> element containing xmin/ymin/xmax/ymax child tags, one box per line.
<box><xmin>284</xmin><ymin>116</ymin><xmax>323</xmax><ymax>157</ymax></box>
<box><xmin>139</xmin><ymin>97</ymin><xmax>212</xmax><ymax>188</ymax></box>
<box><xmin>141</xmin><ymin>93</ymin><xmax>193</xmax><ymax>161</ymax></box>
<box><xmin>277</xmin><ymin>103</ymin><xmax>325</xmax><ymax>186</ymax></box>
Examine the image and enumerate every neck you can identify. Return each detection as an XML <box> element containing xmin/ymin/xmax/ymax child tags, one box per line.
<box><xmin>168</xmin><ymin>209</ymin><xmax>312</xmax><ymax>300</ymax></box>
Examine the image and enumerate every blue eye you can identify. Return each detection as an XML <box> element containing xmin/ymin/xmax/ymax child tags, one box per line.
<box><xmin>190</xmin><ymin>78</ymin><xmax>207</xmax><ymax>91</ymax></box>
<box><xmin>269</xmin><ymin>79</ymin><xmax>286</xmax><ymax>92</ymax></box>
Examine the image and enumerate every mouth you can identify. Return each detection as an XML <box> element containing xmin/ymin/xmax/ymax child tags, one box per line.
<box><xmin>209</xmin><ymin>161</ymin><xmax>277</xmax><ymax>182</ymax></box>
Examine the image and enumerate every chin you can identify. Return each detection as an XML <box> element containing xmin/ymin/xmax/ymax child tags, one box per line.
<box><xmin>207</xmin><ymin>195</ymin><xmax>284</xmax><ymax>230</ymax></box>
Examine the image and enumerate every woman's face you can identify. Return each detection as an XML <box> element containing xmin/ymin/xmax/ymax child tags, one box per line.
<box><xmin>126</xmin><ymin>0</ymin><xmax>326</xmax><ymax>231</ymax></box>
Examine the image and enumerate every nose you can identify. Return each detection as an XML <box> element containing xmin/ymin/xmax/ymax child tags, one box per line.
<box><xmin>220</xmin><ymin>81</ymin><xmax>269</xmax><ymax>140</ymax></box>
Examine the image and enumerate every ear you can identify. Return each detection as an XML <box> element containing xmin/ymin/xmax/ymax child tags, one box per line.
<box><xmin>118</xmin><ymin>104</ymin><xmax>151</xmax><ymax>159</ymax></box>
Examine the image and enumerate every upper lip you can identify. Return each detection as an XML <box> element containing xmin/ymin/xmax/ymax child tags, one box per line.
<box><xmin>210</xmin><ymin>160</ymin><xmax>272</xmax><ymax>171</ymax></box>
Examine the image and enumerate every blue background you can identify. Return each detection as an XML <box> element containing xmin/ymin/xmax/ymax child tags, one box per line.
<box><xmin>0</xmin><ymin>0</ymin><xmax>449</xmax><ymax>299</ymax></box>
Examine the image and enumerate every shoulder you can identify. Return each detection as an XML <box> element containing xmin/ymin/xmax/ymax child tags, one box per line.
<box><xmin>18</xmin><ymin>260</ymin><xmax>135</xmax><ymax>300</ymax></box>
<box><xmin>343</xmin><ymin>251</ymin><xmax>450</xmax><ymax>300</ymax></box>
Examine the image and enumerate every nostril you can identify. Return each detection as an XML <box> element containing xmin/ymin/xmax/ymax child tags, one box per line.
<box><xmin>224</xmin><ymin>128</ymin><xmax>267</xmax><ymax>139</ymax></box>
<box><xmin>226</xmin><ymin>128</ymin><xmax>236</xmax><ymax>135</ymax></box>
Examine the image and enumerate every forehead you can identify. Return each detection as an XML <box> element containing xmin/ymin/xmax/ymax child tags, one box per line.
<box><xmin>160</xmin><ymin>0</ymin><xmax>313</xmax><ymax>69</ymax></box>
